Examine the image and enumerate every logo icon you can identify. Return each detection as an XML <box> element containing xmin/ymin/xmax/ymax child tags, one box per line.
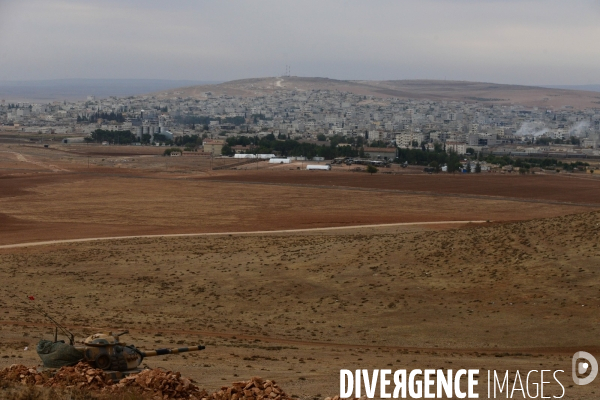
<box><xmin>572</xmin><ymin>351</ymin><xmax>598</xmax><ymax>385</ymax></box>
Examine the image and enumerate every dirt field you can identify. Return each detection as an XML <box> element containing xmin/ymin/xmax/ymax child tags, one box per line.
<box><xmin>209</xmin><ymin>170</ymin><xmax>600</xmax><ymax>206</ymax></box>
<box><xmin>1</xmin><ymin>143</ymin><xmax>600</xmax><ymax>398</ymax></box>
<box><xmin>1</xmin><ymin>212</ymin><xmax>600</xmax><ymax>398</ymax></box>
<box><xmin>0</xmin><ymin>152</ymin><xmax>596</xmax><ymax>246</ymax></box>
<box><xmin>0</xmin><ymin>143</ymin><xmax>597</xmax><ymax>245</ymax></box>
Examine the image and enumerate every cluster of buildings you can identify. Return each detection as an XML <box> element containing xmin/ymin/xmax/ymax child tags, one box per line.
<box><xmin>2</xmin><ymin>85</ymin><xmax>600</xmax><ymax>156</ymax></box>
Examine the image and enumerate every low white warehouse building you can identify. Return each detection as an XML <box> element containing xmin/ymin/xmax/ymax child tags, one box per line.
<box><xmin>306</xmin><ymin>165</ymin><xmax>331</xmax><ymax>171</ymax></box>
<box><xmin>269</xmin><ymin>158</ymin><xmax>291</xmax><ymax>164</ymax></box>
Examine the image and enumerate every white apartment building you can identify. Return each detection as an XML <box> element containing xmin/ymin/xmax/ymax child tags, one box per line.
<box><xmin>469</xmin><ymin>124</ymin><xmax>479</xmax><ymax>135</ymax></box>
<box><xmin>369</xmin><ymin>130</ymin><xmax>385</xmax><ymax>141</ymax></box>
<box><xmin>445</xmin><ymin>141</ymin><xmax>467</xmax><ymax>154</ymax></box>
<box><xmin>396</xmin><ymin>132</ymin><xmax>426</xmax><ymax>148</ymax></box>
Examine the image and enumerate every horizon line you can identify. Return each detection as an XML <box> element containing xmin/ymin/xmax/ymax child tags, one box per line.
<box><xmin>0</xmin><ymin>77</ymin><xmax>598</xmax><ymax>87</ymax></box>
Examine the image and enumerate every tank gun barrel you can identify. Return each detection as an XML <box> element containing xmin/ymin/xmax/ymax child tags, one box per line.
<box><xmin>141</xmin><ymin>345</ymin><xmax>205</xmax><ymax>358</ymax></box>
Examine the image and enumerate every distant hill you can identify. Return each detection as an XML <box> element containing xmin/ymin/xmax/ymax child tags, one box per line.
<box><xmin>152</xmin><ymin>77</ymin><xmax>600</xmax><ymax>110</ymax></box>
<box><xmin>542</xmin><ymin>84</ymin><xmax>600</xmax><ymax>93</ymax></box>
<box><xmin>0</xmin><ymin>79</ymin><xmax>221</xmax><ymax>102</ymax></box>
<box><xmin>4</xmin><ymin>77</ymin><xmax>600</xmax><ymax>110</ymax></box>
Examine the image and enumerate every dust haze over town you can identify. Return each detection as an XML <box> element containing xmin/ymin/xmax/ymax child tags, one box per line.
<box><xmin>1</xmin><ymin>1</ymin><xmax>600</xmax><ymax>400</ymax></box>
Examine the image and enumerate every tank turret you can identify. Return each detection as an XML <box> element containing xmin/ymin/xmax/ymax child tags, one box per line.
<box><xmin>83</xmin><ymin>331</ymin><xmax>127</xmax><ymax>347</ymax></box>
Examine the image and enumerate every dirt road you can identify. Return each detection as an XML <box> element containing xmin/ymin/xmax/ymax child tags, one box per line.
<box><xmin>0</xmin><ymin>220</ymin><xmax>486</xmax><ymax>250</ymax></box>
<box><xmin>0</xmin><ymin>150</ymin><xmax>68</xmax><ymax>172</ymax></box>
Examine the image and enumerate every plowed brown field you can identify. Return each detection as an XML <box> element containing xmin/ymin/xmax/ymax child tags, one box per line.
<box><xmin>0</xmin><ymin>169</ymin><xmax>596</xmax><ymax>246</ymax></box>
<box><xmin>208</xmin><ymin>170</ymin><xmax>600</xmax><ymax>205</ymax></box>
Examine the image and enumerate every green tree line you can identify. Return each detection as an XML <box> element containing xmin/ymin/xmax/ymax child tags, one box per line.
<box><xmin>398</xmin><ymin>146</ymin><xmax>589</xmax><ymax>173</ymax></box>
<box><xmin>79</xmin><ymin>112</ymin><xmax>125</xmax><ymax>123</ymax></box>
<box><xmin>221</xmin><ymin>134</ymin><xmax>360</xmax><ymax>158</ymax></box>
<box><xmin>85</xmin><ymin>129</ymin><xmax>136</xmax><ymax>144</ymax></box>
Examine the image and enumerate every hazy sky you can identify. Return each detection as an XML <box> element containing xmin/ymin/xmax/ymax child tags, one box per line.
<box><xmin>0</xmin><ymin>0</ymin><xmax>599</xmax><ymax>85</ymax></box>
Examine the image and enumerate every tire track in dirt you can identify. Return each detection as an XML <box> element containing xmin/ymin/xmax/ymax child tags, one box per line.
<box><xmin>0</xmin><ymin>220</ymin><xmax>486</xmax><ymax>250</ymax></box>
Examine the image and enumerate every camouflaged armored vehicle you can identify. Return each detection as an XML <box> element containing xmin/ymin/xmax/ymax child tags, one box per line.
<box><xmin>38</xmin><ymin>330</ymin><xmax>205</xmax><ymax>380</ymax></box>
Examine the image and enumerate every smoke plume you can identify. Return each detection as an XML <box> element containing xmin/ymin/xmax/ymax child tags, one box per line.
<box><xmin>569</xmin><ymin>121</ymin><xmax>590</xmax><ymax>137</ymax></box>
<box><xmin>516</xmin><ymin>121</ymin><xmax>549</xmax><ymax>137</ymax></box>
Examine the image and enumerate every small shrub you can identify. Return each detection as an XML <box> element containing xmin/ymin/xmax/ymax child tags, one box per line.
<box><xmin>163</xmin><ymin>147</ymin><xmax>182</xmax><ymax>156</ymax></box>
<box><xmin>366</xmin><ymin>165</ymin><xmax>378</xmax><ymax>174</ymax></box>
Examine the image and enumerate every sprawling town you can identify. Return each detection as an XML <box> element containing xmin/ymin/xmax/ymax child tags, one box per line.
<box><xmin>2</xmin><ymin>85</ymin><xmax>600</xmax><ymax>160</ymax></box>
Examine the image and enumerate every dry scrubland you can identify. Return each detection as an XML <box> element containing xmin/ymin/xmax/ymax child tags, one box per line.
<box><xmin>0</xmin><ymin>144</ymin><xmax>600</xmax><ymax>398</ymax></box>
<box><xmin>1</xmin><ymin>213</ymin><xmax>600</xmax><ymax>398</ymax></box>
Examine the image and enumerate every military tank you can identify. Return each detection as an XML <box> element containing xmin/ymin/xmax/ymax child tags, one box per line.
<box><xmin>37</xmin><ymin>330</ymin><xmax>205</xmax><ymax>380</ymax></box>
<box><xmin>18</xmin><ymin>293</ymin><xmax>205</xmax><ymax>380</ymax></box>
<box><xmin>75</xmin><ymin>331</ymin><xmax>204</xmax><ymax>377</ymax></box>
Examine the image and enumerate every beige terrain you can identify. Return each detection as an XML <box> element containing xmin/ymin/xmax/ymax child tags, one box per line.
<box><xmin>0</xmin><ymin>143</ymin><xmax>599</xmax><ymax>398</ymax></box>
<box><xmin>153</xmin><ymin>77</ymin><xmax>600</xmax><ymax>110</ymax></box>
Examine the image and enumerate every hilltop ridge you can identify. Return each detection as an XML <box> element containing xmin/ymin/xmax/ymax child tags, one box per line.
<box><xmin>153</xmin><ymin>76</ymin><xmax>600</xmax><ymax>110</ymax></box>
